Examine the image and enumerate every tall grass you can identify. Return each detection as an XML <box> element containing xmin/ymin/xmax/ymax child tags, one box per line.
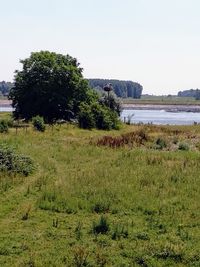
<box><xmin>0</xmin><ymin>123</ymin><xmax>200</xmax><ymax>266</ymax></box>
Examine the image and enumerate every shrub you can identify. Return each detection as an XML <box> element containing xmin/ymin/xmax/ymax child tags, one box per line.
<box><xmin>96</xmin><ymin>129</ymin><xmax>149</xmax><ymax>148</ymax></box>
<box><xmin>32</xmin><ymin>116</ymin><xmax>45</xmax><ymax>132</ymax></box>
<box><xmin>78</xmin><ymin>102</ymin><xmax>120</xmax><ymax>130</ymax></box>
<box><xmin>0</xmin><ymin>146</ymin><xmax>35</xmax><ymax>176</ymax></box>
<box><xmin>155</xmin><ymin>138</ymin><xmax>167</xmax><ymax>150</ymax></box>
<box><xmin>178</xmin><ymin>143</ymin><xmax>189</xmax><ymax>151</ymax></box>
<box><xmin>78</xmin><ymin>102</ymin><xmax>95</xmax><ymax>129</ymax></box>
<box><xmin>0</xmin><ymin>119</ymin><xmax>9</xmax><ymax>133</ymax></box>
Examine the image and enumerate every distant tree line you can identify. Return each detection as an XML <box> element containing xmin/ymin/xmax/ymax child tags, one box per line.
<box><xmin>178</xmin><ymin>89</ymin><xmax>200</xmax><ymax>100</ymax></box>
<box><xmin>0</xmin><ymin>81</ymin><xmax>13</xmax><ymax>96</ymax></box>
<box><xmin>88</xmin><ymin>79</ymin><xmax>143</xmax><ymax>99</ymax></box>
<box><xmin>1</xmin><ymin>79</ymin><xmax>143</xmax><ymax>99</ymax></box>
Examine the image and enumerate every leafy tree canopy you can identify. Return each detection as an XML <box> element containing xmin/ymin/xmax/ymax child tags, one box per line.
<box><xmin>9</xmin><ymin>51</ymin><xmax>91</xmax><ymax>123</ymax></box>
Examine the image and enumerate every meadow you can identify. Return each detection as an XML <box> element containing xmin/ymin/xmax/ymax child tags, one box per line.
<box><xmin>0</xmin><ymin>113</ymin><xmax>200</xmax><ymax>266</ymax></box>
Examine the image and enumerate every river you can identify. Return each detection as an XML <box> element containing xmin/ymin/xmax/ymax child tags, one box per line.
<box><xmin>1</xmin><ymin>105</ymin><xmax>200</xmax><ymax>125</ymax></box>
<box><xmin>0</xmin><ymin>106</ymin><xmax>14</xmax><ymax>112</ymax></box>
<box><xmin>121</xmin><ymin>109</ymin><xmax>200</xmax><ymax>125</ymax></box>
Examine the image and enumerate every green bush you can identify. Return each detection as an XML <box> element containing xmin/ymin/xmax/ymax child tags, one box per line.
<box><xmin>78</xmin><ymin>102</ymin><xmax>120</xmax><ymax>130</ymax></box>
<box><xmin>32</xmin><ymin>116</ymin><xmax>45</xmax><ymax>132</ymax></box>
<box><xmin>0</xmin><ymin>146</ymin><xmax>35</xmax><ymax>176</ymax></box>
<box><xmin>0</xmin><ymin>120</ymin><xmax>9</xmax><ymax>133</ymax></box>
<box><xmin>78</xmin><ymin>102</ymin><xmax>95</xmax><ymax>129</ymax></box>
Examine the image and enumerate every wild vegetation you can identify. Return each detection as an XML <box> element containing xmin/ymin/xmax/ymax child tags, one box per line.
<box><xmin>0</xmin><ymin>112</ymin><xmax>199</xmax><ymax>266</ymax></box>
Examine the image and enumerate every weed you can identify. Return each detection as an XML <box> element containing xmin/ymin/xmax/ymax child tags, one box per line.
<box><xmin>154</xmin><ymin>243</ymin><xmax>184</xmax><ymax>263</ymax></box>
<box><xmin>22</xmin><ymin>205</ymin><xmax>31</xmax><ymax>220</ymax></box>
<box><xmin>52</xmin><ymin>218</ymin><xmax>59</xmax><ymax>228</ymax></box>
<box><xmin>112</xmin><ymin>224</ymin><xmax>129</xmax><ymax>240</ymax></box>
<box><xmin>97</xmin><ymin>129</ymin><xmax>149</xmax><ymax>148</ymax></box>
<box><xmin>92</xmin><ymin>216</ymin><xmax>110</xmax><ymax>235</ymax></box>
<box><xmin>135</xmin><ymin>232</ymin><xmax>150</xmax><ymax>241</ymax></box>
<box><xmin>95</xmin><ymin>250</ymin><xmax>108</xmax><ymax>266</ymax></box>
<box><xmin>72</xmin><ymin>246</ymin><xmax>89</xmax><ymax>267</ymax></box>
<box><xmin>91</xmin><ymin>200</ymin><xmax>110</xmax><ymax>213</ymax></box>
<box><xmin>0</xmin><ymin>119</ymin><xmax>8</xmax><ymax>133</ymax></box>
<box><xmin>32</xmin><ymin>116</ymin><xmax>46</xmax><ymax>132</ymax></box>
<box><xmin>75</xmin><ymin>222</ymin><xmax>83</xmax><ymax>240</ymax></box>
<box><xmin>154</xmin><ymin>137</ymin><xmax>167</xmax><ymax>150</ymax></box>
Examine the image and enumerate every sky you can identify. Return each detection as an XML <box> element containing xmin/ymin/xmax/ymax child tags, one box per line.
<box><xmin>1</xmin><ymin>0</ymin><xmax>200</xmax><ymax>95</ymax></box>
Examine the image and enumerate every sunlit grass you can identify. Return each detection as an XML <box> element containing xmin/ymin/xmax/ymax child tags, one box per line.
<box><xmin>0</xmin><ymin>123</ymin><xmax>200</xmax><ymax>266</ymax></box>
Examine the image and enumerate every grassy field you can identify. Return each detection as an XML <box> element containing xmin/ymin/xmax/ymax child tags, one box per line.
<box><xmin>0</xmin><ymin>113</ymin><xmax>200</xmax><ymax>266</ymax></box>
<box><xmin>122</xmin><ymin>96</ymin><xmax>200</xmax><ymax>105</ymax></box>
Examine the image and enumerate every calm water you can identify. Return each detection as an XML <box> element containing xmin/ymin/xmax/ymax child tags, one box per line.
<box><xmin>121</xmin><ymin>109</ymin><xmax>200</xmax><ymax>125</ymax></box>
<box><xmin>0</xmin><ymin>106</ymin><xmax>14</xmax><ymax>112</ymax></box>
<box><xmin>1</xmin><ymin>106</ymin><xmax>200</xmax><ymax>125</ymax></box>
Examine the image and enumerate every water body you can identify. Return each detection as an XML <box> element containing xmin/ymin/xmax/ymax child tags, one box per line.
<box><xmin>121</xmin><ymin>109</ymin><xmax>200</xmax><ymax>125</ymax></box>
<box><xmin>0</xmin><ymin>106</ymin><xmax>14</xmax><ymax>112</ymax></box>
<box><xmin>1</xmin><ymin>106</ymin><xmax>200</xmax><ymax>125</ymax></box>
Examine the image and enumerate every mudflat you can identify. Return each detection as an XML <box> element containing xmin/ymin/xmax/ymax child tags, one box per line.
<box><xmin>122</xmin><ymin>103</ymin><xmax>200</xmax><ymax>112</ymax></box>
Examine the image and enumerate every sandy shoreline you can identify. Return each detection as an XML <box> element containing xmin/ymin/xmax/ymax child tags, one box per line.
<box><xmin>0</xmin><ymin>100</ymin><xmax>12</xmax><ymax>106</ymax></box>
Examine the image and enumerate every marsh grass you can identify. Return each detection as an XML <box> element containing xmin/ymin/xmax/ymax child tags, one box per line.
<box><xmin>0</xmin><ymin>123</ymin><xmax>200</xmax><ymax>266</ymax></box>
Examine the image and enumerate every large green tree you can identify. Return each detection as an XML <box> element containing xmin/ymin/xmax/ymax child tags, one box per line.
<box><xmin>9</xmin><ymin>51</ymin><xmax>90</xmax><ymax>122</ymax></box>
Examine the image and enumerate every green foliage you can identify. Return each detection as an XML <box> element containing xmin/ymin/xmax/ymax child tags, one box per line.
<box><xmin>32</xmin><ymin>116</ymin><xmax>46</xmax><ymax>132</ymax></box>
<box><xmin>78</xmin><ymin>102</ymin><xmax>120</xmax><ymax>130</ymax></box>
<box><xmin>0</xmin><ymin>146</ymin><xmax>35</xmax><ymax>176</ymax></box>
<box><xmin>9</xmin><ymin>51</ymin><xmax>90</xmax><ymax>123</ymax></box>
<box><xmin>0</xmin><ymin>119</ymin><xmax>9</xmax><ymax>133</ymax></box>
<box><xmin>78</xmin><ymin>102</ymin><xmax>95</xmax><ymax>129</ymax></box>
<box><xmin>92</xmin><ymin>104</ymin><xmax>116</xmax><ymax>130</ymax></box>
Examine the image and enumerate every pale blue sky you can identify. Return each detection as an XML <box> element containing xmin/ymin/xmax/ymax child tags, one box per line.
<box><xmin>1</xmin><ymin>0</ymin><xmax>200</xmax><ymax>94</ymax></box>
